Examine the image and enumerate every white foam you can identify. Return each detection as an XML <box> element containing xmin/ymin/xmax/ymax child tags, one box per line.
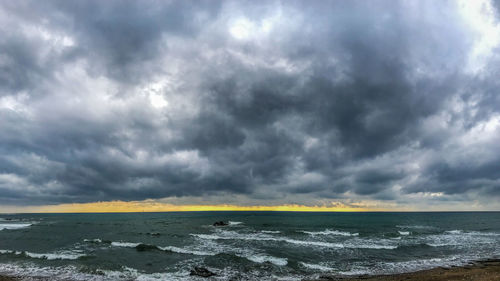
<box><xmin>424</xmin><ymin>230</ymin><xmax>500</xmax><ymax>247</ymax></box>
<box><xmin>343</xmin><ymin>238</ymin><xmax>398</xmax><ymax>250</ymax></box>
<box><xmin>159</xmin><ymin>246</ymin><xmax>215</xmax><ymax>256</ymax></box>
<box><xmin>0</xmin><ymin>263</ymin><xmax>90</xmax><ymax>280</ymax></box>
<box><xmin>339</xmin><ymin>255</ymin><xmax>474</xmax><ymax>276</ymax></box>
<box><xmin>0</xmin><ymin>261</ymin><xmax>297</xmax><ymax>281</ymax></box>
<box><xmin>191</xmin><ymin>230</ymin><xmax>396</xmax><ymax>249</ymax></box>
<box><xmin>111</xmin><ymin>242</ymin><xmax>141</xmax><ymax>248</ymax></box>
<box><xmin>84</xmin><ymin>238</ymin><xmax>102</xmax><ymax>243</ymax></box>
<box><xmin>350</xmin><ymin>243</ymin><xmax>397</xmax><ymax>250</ymax></box>
<box><xmin>191</xmin><ymin>233</ymin><xmax>222</xmax><ymax>240</ymax></box>
<box><xmin>426</xmin><ymin>241</ymin><xmax>459</xmax><ymax>248</ymax></box>
<box><xmin>300</xmin><ymin>229</ymin><xmax>359</xmax><ymax>236</ymax></box>
<box><xmin>92</xmin><ymin>265</ymin><xmax>194</xmax><ymax>281</ymax></box>
<box><xmin>192</xmin><ymin>231</ymin><xmax>342</xmax><ymax>247</ymax></box>
<box><xmin>443</xmin><ymin>230</ymin><xmax>500</xmax><ymax>236</ymax></box>
<box><xmin>243</xmin><ymin>254</ymin><xmax>288</xmax><ymax>266</ymax></box>
<box><xmin>24</xmin><ymin>251</ymin><xmax>85</xmax><ymax>260</ymax></box>
<box><xmin>0</xmin><ymin>249</ymin><xmax>85</xmax><ymax>260</ymax></box>
<box><xmin>396</xmin><ymin>225</ymin><xmax>435</xmax><ymax>230</ymax></box>
<box><xmin>110</xmin><ymin>241</ymin><xmax>220</xmax><ymax>256</ymax></box>
<box><xmin>338</xmin><ymin>267</ymin><xmax>372</xmax><ymax>276</ymax></box>
<box><xmin>282</xmin><ymin>238</ymin><xmax>345</xmax><ymax>248</ymax></box>
<box><xmin>300</xmin><ymin>262</ymin><xmax>334</xmax><ymax>272</ymax></box>
<box><xmin>228</xmin><ymin>221</ymin><xmax>243</xmax><ymax>225</ymax></box>
<box><xmin>0</xmin><ymin>249</ymin><xmax>20</xmax><ymax>255</ymax></box>
<box><xmin>0</xmin><ymin>223</ymin><xmax>31</xmax><ymax>230</ymax></box>
<box><xmin>261</xmin><ymin>230</ymin><xmax>281</xmax><ymax>234</ymax></box>
<box><xmin>0</xmin><ymin>262</ymin><xmax>193</xmax><ymax>281</ymax></box>
<box><xmin>469</xmin><ymin>231</ymin><xmax>500</xmax><ymax>236</ymax></box>
<box><xmin>445</xmin><ymin>230</ymin><xmax>463</xmax><ymax>234</ymax></box>
<box><xmin>399</xmin><ymin>231</ymin><xmax>410</xmax><ymax>235</ymax></box>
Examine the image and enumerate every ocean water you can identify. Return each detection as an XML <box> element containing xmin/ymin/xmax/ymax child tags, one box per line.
<box><xmin>0</xmin><ymin>212</ymin><xmax>499</xmax><ymax>280</ymax></box>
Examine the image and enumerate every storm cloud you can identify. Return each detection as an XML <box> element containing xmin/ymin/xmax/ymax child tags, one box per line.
<box><xmin>1</xmin><ymin>0</ymin><xmax>500</xmax><ymax>208</ymax></box>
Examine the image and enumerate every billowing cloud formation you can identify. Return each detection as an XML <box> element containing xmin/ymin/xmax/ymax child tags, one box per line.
<box><xmin>1</xmin><ymin>0</ymin><xmax>500</xmax><ymax>208</ymax></box>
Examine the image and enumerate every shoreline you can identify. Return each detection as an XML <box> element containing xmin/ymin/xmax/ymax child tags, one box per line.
<box><xmin>1</xmin><ymin>259</ymin><xmax>500</xmax><ymax>280</ymax></box>
<box><xmin>308</xmin><ymin>259</ymin><xmax>500</xmax><ymax>281</ymax></box>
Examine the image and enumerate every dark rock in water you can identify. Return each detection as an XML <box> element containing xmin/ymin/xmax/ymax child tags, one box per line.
<box><xmin>213</xmin><ymin>221</ymin><xmax>228</xmax><ymax>226</ymax></box>
<box><xmin>190</xmin><ymin>267</ymin><xmax>216</xmax><ymax>277</ymax></box>
<box><xmin>135</xmin><ymin>243</ymin><xmax>158</xmax><ymax>251</ymax></box>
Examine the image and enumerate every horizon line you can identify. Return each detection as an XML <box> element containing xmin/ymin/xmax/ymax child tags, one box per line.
<box><xmin>1</xmin><ymin>200</ymin><xmax>498</xmax><ymax>214</ymax></box>
<box><xmin>2</xmin><ymin>210</ymin><xmax>500</xmax><ymax>215</ymax></box>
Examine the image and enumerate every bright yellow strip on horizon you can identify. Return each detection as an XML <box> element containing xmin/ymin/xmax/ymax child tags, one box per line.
<box><xmin>0</xmin><ymin>200</ymin><xmax>387</xmax><ymax>213</ymax></box>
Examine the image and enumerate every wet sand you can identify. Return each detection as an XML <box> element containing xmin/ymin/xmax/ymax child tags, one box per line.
<box><xmin>309</xmin><ymin>259</ymin><xmax>500</xmax><ymax>281</ymax></box>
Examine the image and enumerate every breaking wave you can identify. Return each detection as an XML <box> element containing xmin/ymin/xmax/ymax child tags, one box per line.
<box><xmin>300</xmin><ymin>262</ymin><xmax>334</xmax><ymax>272</ymax></box>
<box><xmin>159</xmin><ymin>246</ymin><xmax>216</xmax><ymax>256</ymax></box>
<box><xmin>107</xmin><ymin>241</ymin><xmax>218</xmax><ymax>256</ymax></box>
<box><xmin>110</xmin><ymin>242</ymin><xmax>141</xmax><ymax>248</ymax></box>
<box><xmin>191</xmin><ymin>231</ymin><xmax>397</xmax><ymax>249</ymax></box>
<box><xmin>0</xmin><ymin>223</ymin><xmax>32</xmax><ymax>231</ymax></box>
<box><xmin>300</xmin><ymin>229</ymin><xmax>359</xmax><ymax>236</ymax></box>
<box><xmin>242</xmin><ymin>254</ymin><xmax>287</xmax><ymax>266</ymax></box>
<box><xmin>0</xmin><ymin>249</ymin><xmax>85</xmax><ymax>260</ymax></box>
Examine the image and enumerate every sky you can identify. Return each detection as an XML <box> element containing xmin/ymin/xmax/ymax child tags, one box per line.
<box><xmin>1</xmin><ymin>0</ymin><xmax>500</xmax><ymax>212</ymax></box>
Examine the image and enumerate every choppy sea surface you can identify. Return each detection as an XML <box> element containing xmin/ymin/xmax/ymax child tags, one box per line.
<box><xmin>0</xmin><ymin>212</ymin><xmax>499</xmax><ymax>280</ymax></box>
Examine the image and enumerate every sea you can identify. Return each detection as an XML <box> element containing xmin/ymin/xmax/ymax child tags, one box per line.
<box><xmin>0</xmin><ymin>212</ymin><xmax>499</xmax><ymax>280</ymax></box>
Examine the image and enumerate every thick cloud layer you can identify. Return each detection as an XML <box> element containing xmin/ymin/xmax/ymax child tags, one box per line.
<box><xmin>1</xmin><ymin>0</ymin><xmax>500</xmax><ymax>208</ymax></box>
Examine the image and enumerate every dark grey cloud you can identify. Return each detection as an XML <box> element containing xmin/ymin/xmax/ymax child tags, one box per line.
<box><xmin>1</xmin><ymin>0</ymin><xmax>500</xmax><ymax>208</ymax></box>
